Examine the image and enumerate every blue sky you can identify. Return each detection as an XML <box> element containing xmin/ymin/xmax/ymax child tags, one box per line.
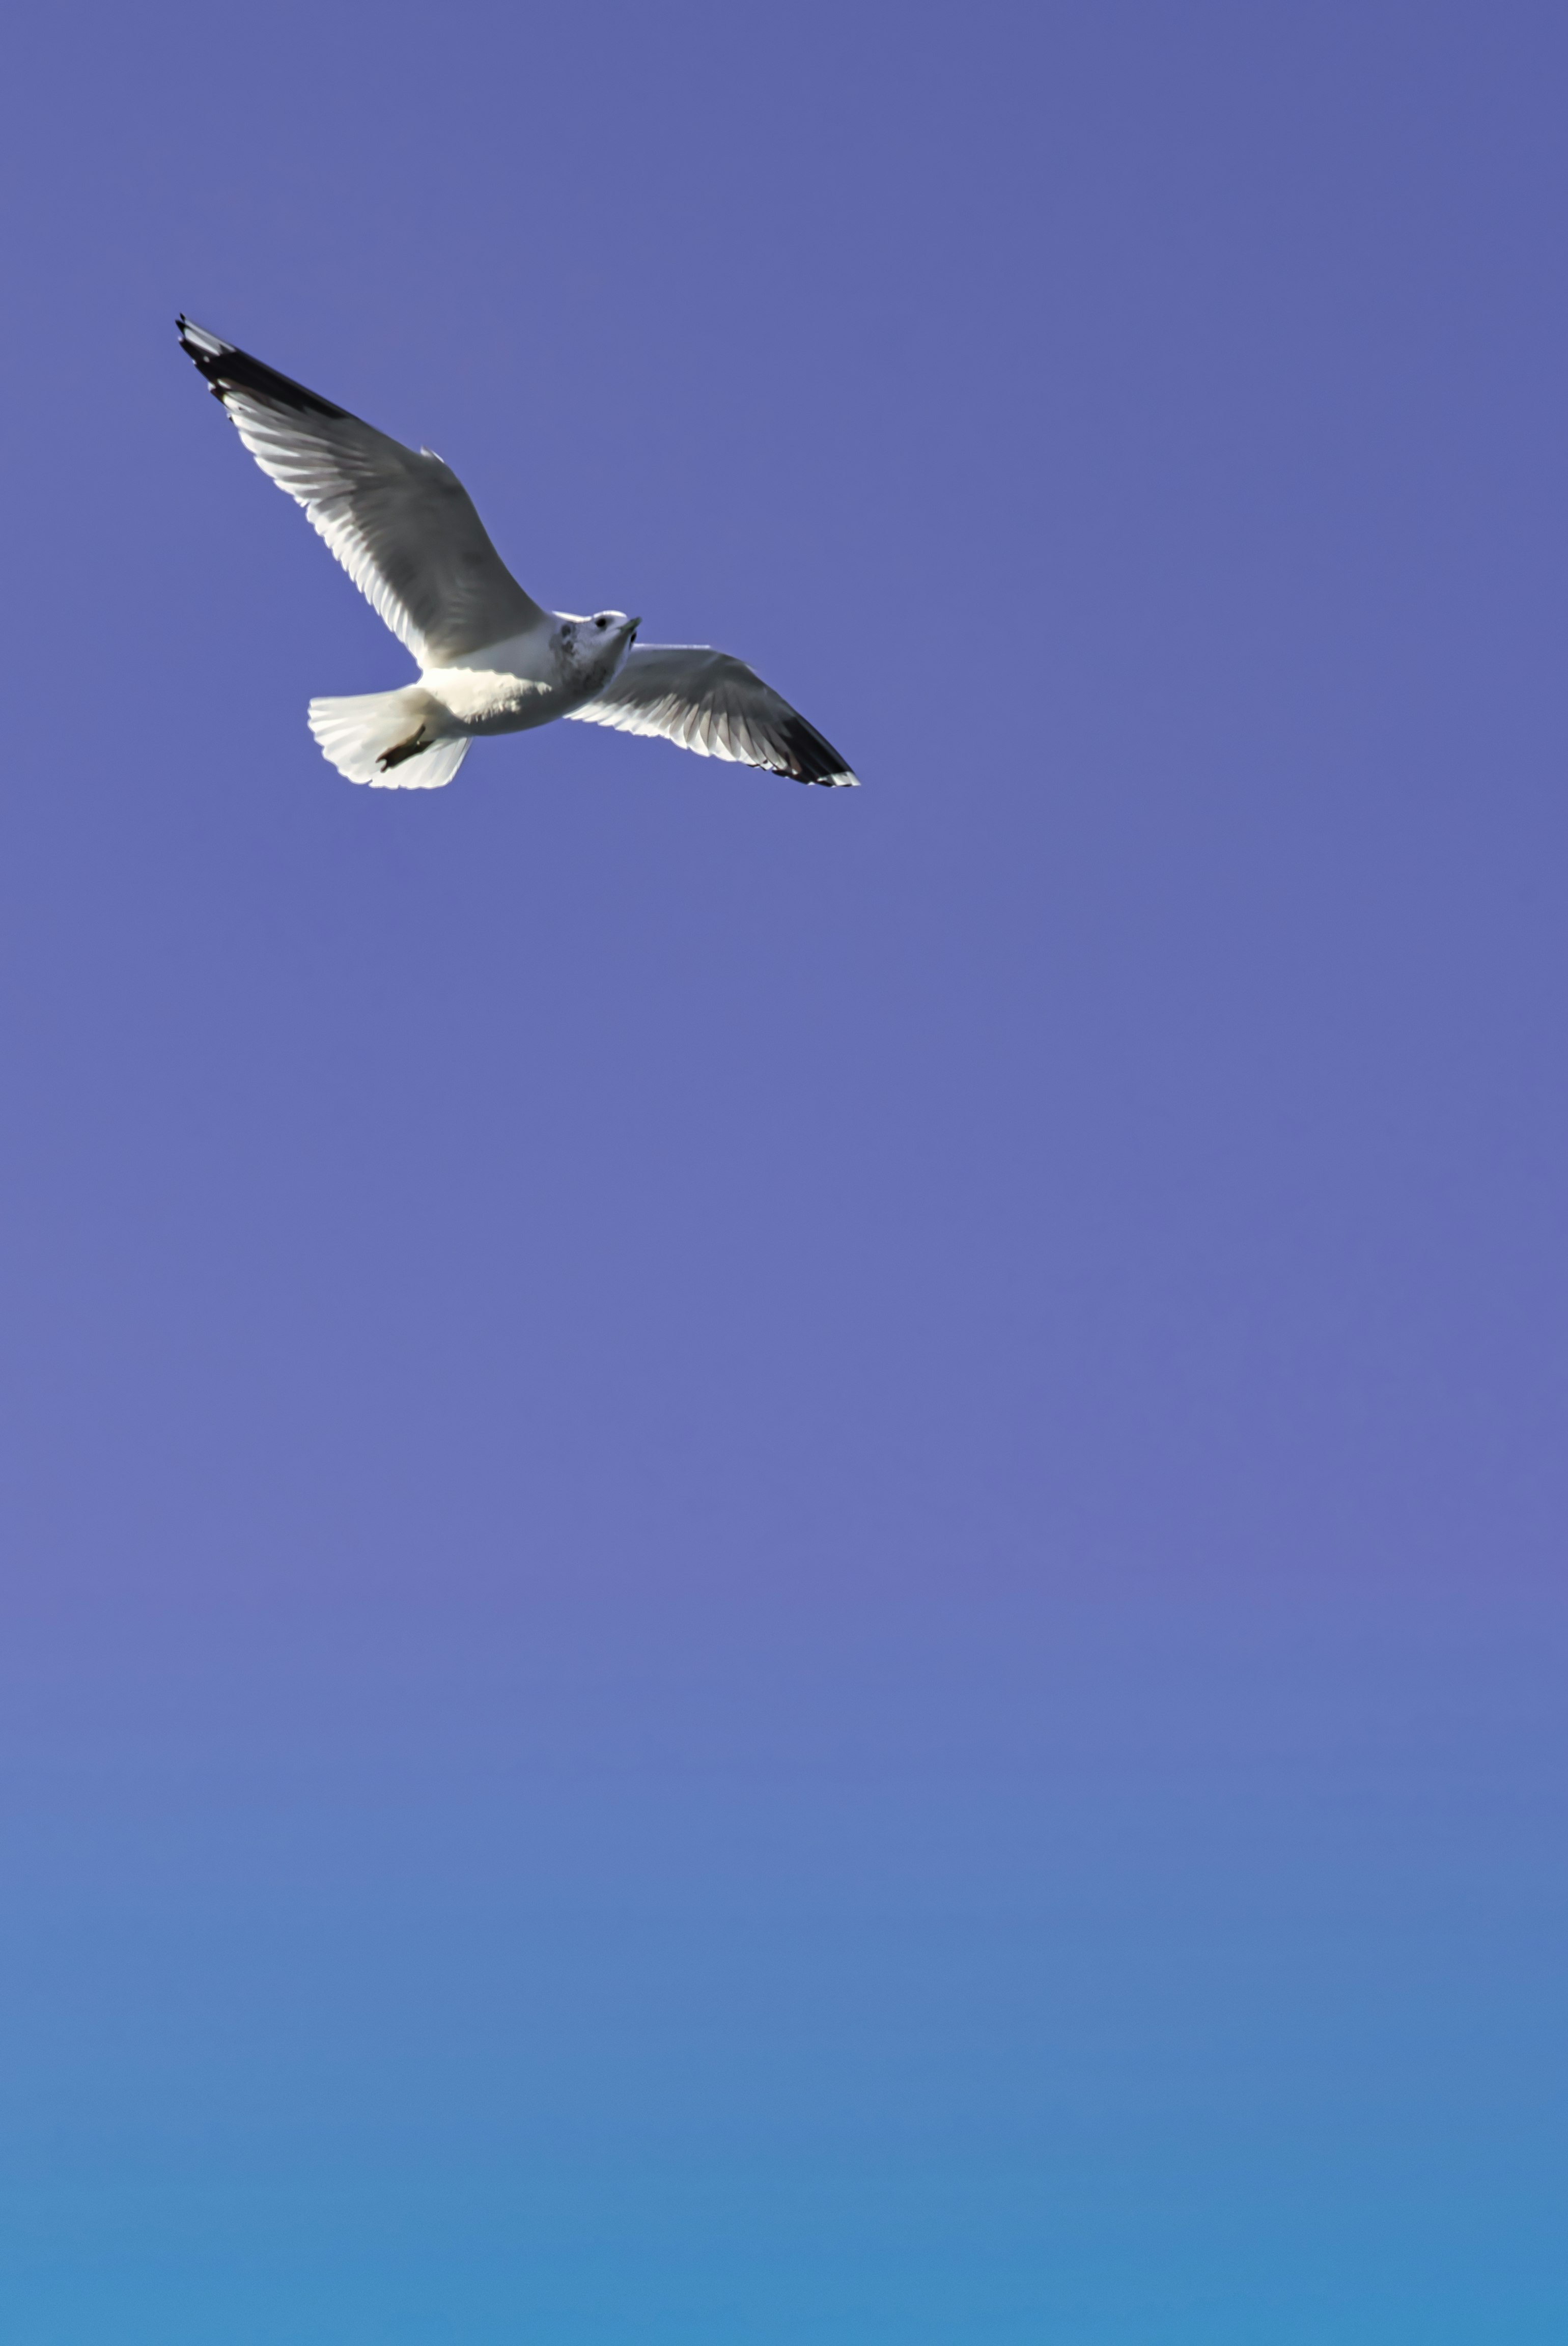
<box><xmin>1</xmin><ymin>3</ymin><xmax>1565</xmax><ymax>2338</ymax></box>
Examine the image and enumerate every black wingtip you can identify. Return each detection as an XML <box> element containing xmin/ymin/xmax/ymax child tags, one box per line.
<box><xmin>175</xmin><ymin>315</ymin><xmax>351</xmax><ymax>421</ymax></box>
<box><xmin>177</xmin><ymin>314</ymin><xmax>233</xmax><ymax>401</ymax></box>
<box><xmin>776</xmin><ymin>710</ymin><xmax>858</xmax><ymax>787</ymax></box>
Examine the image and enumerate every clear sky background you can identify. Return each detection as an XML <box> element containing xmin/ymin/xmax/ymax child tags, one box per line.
<box><xmin>2</xmin><ymin>3</ymin><xmax>1565</xmax><ymax>2339</ymax></box>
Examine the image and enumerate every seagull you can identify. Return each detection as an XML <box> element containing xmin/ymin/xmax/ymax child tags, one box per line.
<box><xmin>177</xmin><ymin>318</ymin><xmax>858</xmax><ymax>792</ymax></box>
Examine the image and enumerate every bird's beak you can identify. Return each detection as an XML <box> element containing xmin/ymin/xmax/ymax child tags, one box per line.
<box><xmin>624</xmin><ymin>616</ymin><xmax>642</xmax><ymax>638</ymax></box>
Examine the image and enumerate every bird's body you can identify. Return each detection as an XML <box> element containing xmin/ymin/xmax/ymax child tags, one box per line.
<box><xmin>177</xmin><ymin>319</ymin><xmax>858</xmax><ymax>791</ymax></box>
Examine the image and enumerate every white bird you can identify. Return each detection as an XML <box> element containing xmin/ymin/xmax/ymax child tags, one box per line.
<box><xmin>178</xmin><ymin>319</ymin><xmax>859</xmax><ymax>792</ymax></box>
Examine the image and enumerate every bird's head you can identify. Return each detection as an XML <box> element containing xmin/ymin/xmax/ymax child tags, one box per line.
<box><xmin>556</xmin><ymin>610</ymin><xmax>640</xmax><ymax>686</ymax></box>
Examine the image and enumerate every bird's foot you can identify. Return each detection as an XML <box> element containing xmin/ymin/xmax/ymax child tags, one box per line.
<box><xmin>377</xmin><ymin>725</ymin><xmax>430</xmax><ymax>771</ymax></box>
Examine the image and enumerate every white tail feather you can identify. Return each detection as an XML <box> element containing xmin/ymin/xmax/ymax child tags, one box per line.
<box><xmin>307</xmin><ymin>689</ymin><xmax>470</xmax><ymax>789</ymax></box>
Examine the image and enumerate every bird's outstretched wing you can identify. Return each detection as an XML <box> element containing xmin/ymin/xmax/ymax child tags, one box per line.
<box><xmin>566</xmin><ymin>644</ymin><xmax>858</xmax><ymax>788</ymax></box>
<box><xmin>177</xmin><ymin>318</ymin><xmax>547</xmax><ymax>665</ymax></box>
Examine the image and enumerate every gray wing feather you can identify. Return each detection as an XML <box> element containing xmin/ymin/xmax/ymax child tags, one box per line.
<box><xmin>567</xmin><ymin>644</ymin><xmax>857</xmax><ymax>788</ymax></box>
<box><xmin>178</xmin><ymin>319</ymin><xmax>546</xmax><ymax>665</ymax></box>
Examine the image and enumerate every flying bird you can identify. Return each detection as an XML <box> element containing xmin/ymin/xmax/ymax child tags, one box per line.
<box><xmin>177</xmin><ymin>318</ymin><xmax>858</xmax><ymax>792</ymax></box>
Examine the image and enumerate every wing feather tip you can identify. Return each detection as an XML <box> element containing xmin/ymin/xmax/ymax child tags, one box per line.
<box><xmin>176</xmin><ymin>316</ymin><xmax>352</xmax><ymax>422</ymax></box>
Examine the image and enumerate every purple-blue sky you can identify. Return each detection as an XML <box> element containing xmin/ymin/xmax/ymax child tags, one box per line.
<box><xmin>2</xmin><ymin>3</ymin><xmax>1565</xmax><ymax>2338</ymax></box>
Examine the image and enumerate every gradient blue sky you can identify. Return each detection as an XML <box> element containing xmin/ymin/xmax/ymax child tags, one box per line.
<box><xmin>2</xmin><ymin>3</ymin><xmax>1565</xmax><ymax>2339</ymax></box>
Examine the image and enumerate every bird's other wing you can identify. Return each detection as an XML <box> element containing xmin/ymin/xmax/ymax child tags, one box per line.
<box><xmin>178</xmin><ymin>318</ymin><xmax>548</xmax><ymax>665</ymax></box>
<box><xmin>566</xmin><ymin>644</ymin><xmax>857</xmax><ymax>787</ymax></box>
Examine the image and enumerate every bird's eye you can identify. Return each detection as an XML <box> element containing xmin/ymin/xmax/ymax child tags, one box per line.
<box><xmin>595</xmin><ymin>615</ymin><xmax>609</xmax><ymax>629</ymax></box>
